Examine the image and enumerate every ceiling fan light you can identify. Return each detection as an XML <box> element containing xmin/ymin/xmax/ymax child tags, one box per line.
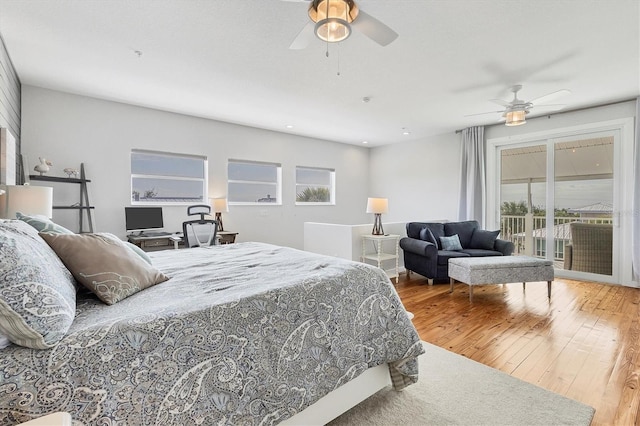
<box><xmin>309</xmin><ymin>0</ymin><xmax>358</xmax><ymax>43</ymax></box>
<box><xmin>315</xmin><ymin>18</ymin><xmax>351</xmax><ymax>42</ymax></box>
<box><xmin>505</xmin><ymin>110</ymin><xmax>527</xmax><ymax>126</ymax></box>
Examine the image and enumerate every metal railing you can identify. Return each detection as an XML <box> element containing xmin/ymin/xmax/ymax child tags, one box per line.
<box><xmin>500</xmin><ymin>215</ymin><xmax>613</xmax><ymax>262</ymax></box>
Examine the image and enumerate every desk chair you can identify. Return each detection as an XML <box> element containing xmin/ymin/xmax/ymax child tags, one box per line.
<box><xmin>182</xmin><ymin>204</ymin><xmax>218</xmax><ymax>248</ymax></box>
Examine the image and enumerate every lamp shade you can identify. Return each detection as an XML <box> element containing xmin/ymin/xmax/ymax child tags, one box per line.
<box><xmin>366</xmin><ymin>197</ymin><xmax>388</xmax><ymax>214</ymax></box>
<box><xmin>505</xmin><ymin>110</ymin><xmax>527</xmax><ymax>126</ymax></box>
<box><xmin>2</xmin><ymin>185</ymin><xmax>53</xmax><ymax>219</ymax></box>
<box><xmin>211</xmin><ymin>197</ymin><xmax>229</xmax><ymax>213</ymax></box>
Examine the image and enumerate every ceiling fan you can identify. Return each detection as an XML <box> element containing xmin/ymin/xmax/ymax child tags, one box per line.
<box><xmin>468</xmin><ymin>85</ymin><xmax>571</xmax><ymax>126</ymax></box>
<box><xmin>283</xmin><ymin>0</ymin><xmax>398</xmax><ymax>49</ymax></box>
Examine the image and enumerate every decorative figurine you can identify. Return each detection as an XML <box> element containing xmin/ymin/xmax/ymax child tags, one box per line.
<box><xmin>64</xmin><ymin>167</ymin><xmax>79</xmax><ymax>178</ymax></box>
<box><xmin>33</xmin><ymin>157</ymin><xmax>52</xmax><ymax>175</ymax></box>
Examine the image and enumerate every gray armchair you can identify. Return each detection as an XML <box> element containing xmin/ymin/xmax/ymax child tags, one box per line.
<box><xmin>564</xmin><ymin>222</ymin><xmax>612</xmax><ymax>275</ymax></box>
<box><xmin>400</xmin><ymin>220</ymin><xmax>514</xmax><ymax>284</ymax></box>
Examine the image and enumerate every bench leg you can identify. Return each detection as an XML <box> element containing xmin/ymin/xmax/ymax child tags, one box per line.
<box><xmin>469</xmin><ymin>285</ymin><xmax>474</xmax><ymax>302</ymax></box>
<box><xmin>450</xmin><ymin>278</ymin><xmax>454</xmax><ymax>293</ymax></box>
<box><xmin>428</xmin><ymin>278</ymin><xmax>434</xmax><ymax>286</ymax></box>
<box><xmin>522</xmin><ymin>282</ymin><xmax>526</xmax><ymax>291</ymax></box>
<box><xmin>547</xmin><ymin>281</ymin><xmax>552</xmax><ymax>299</ymax></box>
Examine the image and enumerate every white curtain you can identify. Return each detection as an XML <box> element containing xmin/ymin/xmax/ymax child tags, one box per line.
<box><xmin>633</xmin><ymin>97</ymin><xmax>640</xmax><ymax>281</ymax></box>
<box><xmin>458</xmin><ymin>126</ymin><xmax>485</xmax><ymax>225</ymax></box>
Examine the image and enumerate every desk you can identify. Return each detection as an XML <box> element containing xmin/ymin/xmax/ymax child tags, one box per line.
<box><xmin>361</xmin><ymin>234</ymin><xmax>400</xmax><ymax>283</ymax></box>
<box><xmin>218</xmin><ymin>231</ymin><xmax>238</xmax><ymax>244</ymax></box>
<box><xmin>127</xmin><ymin>234</ymin><xmax>182</xmax><ymax>251</ymax></box>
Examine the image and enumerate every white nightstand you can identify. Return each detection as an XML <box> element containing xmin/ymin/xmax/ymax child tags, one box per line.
<box><xmin>361</xmin><ymin>234</ymin><xmax>400</xmax><ymax>283</ymax></box>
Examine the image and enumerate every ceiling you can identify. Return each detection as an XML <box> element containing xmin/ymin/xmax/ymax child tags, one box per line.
<box><xmin>0</xmin><ymin>0</ymin><xmax>638</xmax><ymax>147</ymax></box>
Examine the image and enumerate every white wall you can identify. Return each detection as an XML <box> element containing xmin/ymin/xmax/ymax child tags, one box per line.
<box><xmin>368</xmin><ymin>132</ymin><xmax>461</xmax><ymax>223</ymax></box>
<box><xmin>368</xmin><ymin>101</ymin><xmax>637</xmax><ymax>226</ymax></box>
<box><xmin>20</xmin><ymin>86</ymin><xmax>371</xmax><ymax>249</ymax></box>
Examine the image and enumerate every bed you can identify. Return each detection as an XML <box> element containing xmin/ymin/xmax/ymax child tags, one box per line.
<box><xmin>0</xmin><ymin>219</ymin><xmax>424</xmax><ymax>425</ymax></box>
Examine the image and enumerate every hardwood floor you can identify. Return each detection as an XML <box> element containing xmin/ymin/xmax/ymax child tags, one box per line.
<box><xmin>395</xmin><ymin>273</ymin><xmax>640</xmax><ymax>426</ymax></box>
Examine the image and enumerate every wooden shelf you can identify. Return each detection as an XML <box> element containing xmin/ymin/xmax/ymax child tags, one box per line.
<box><xmin>53</xmin><ymin>206</ymin><xmax>95</xmax><ymax>210</ymax></box>
<box><xmin>29</xmin><ymin>163</ymin><xmax>94</xmax><ymax>233</ymax></box>
<box><xmin>29</xmin><ymin>174</ymin><xmax>91</xmax><ymax>184</ymax></box>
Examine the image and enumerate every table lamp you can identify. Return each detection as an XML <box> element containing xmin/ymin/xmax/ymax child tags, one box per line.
<box><xmin>366</xmin><ymin>197</ymin><xmax>388</xmax><ymax>235</ymax></box>
<box><xmin>1</xmin><ymin>184</ymin><xmax>53</xmax><ymax>219</ymax></box>
<box><xmin>211</xmin><ymin>197</ymin><xmax>229</xmax><ymax>232</ymax></box>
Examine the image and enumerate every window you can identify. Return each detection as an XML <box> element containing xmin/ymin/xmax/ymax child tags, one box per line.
<box><xmin>131</xmin><ymin>150</ymin><xmax>207</xmax><ymax>204</ymax></box>
<box><xmin>228</xmin><ymin>159</ymin><xmax>281</xmax><ymax>205</ymax></box>
<box><xmin>295</xmin><ymin>166</ymin><xmax>335</xmax><ymax>205</ymax></box>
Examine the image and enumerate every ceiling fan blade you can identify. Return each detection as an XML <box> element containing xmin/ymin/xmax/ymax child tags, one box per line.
<box><xmin>489</xmin><ymin>98</ymin><xmax>510</xmax><ymax>107</ymax></box>
<box><xmin>529</xmin><ymin>89</ymin><xmax>571</xmax><ymax>106</ymax></box>
<box><xmin>465</xmin><ymin>110</ymin><xmax>504</xmax><ymax>117</ymax></box>
<box><xmin>532</xmin><ymin>103</ymin><xmax>567</xmax><ymax>112</ymax></box>
<box><xmin>289</xmin><ymin>21</ymin><xmax>315</xmax><ymax>50</ymax></box>
<box><xmin>352</xmin><ymin>10</ymin><xmax>398</xmax><ymax>46</ymax></box>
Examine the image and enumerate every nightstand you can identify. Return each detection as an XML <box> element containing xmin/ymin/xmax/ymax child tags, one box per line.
<box><xmin>361</xmin><ymin>234</ymin><xmax>400</xmax><ymax>283</ymax></box>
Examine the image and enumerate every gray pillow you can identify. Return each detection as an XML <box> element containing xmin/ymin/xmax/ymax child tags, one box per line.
<box><xmin>16</xmin><ymin>214</ymin><xmax>153</xmax><ymax>266</ymax></box>
<box><xmin>440</xmin><ymin>234</ymin><xmax>463</xmax><ymax>251</ymax></box>
<box><xmin>419</xmin><ymin>227</ymin><xmax>438</xmax><ymax>246</ymax></box>
<box><xmin>40</xmin><ymin>233</ymin><xmax>169</xmax><ymax>305</ymax></box>
<box><xmin>0</xmin><ymin>220</ymin><xmax>77</xmax><ymax>349</ymax></box>
<box><xmin>470</xmin><ymin>229</ymin><xmax>500</xmax><ymax>250</ymax></box>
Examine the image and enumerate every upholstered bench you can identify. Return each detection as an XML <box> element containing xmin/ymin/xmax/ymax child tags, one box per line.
<box><xmin>448</xmin><ymin>256</ymin><xmax>554</xmax><ymax>302</ymax></box>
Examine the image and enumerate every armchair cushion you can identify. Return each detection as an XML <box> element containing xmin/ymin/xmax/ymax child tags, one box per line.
<box><xmin>470</xmin><ymin>229</ymin><xmax>501</xmax><ymax>250</ymax></box>
<box><xmin>436</xmin><ymin>250</ymin><xmax>470</xmax><ymax>265</ymax></box>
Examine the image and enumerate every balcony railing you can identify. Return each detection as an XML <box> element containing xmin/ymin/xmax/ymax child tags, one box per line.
<box><xmin>500</xmin><ymin>215</ymin><xmax>613</xmax><ymax>263</ymax></box>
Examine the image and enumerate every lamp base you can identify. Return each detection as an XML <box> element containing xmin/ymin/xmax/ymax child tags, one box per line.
<box><xmin>215</xmin><ymin>212</ymin><xmax>224</xmax><ymax>232</ymax></box>
<box><xmin>371</xmin><ymin>213</ymin><xmax>384</xmax><ymax>235</ymax></box>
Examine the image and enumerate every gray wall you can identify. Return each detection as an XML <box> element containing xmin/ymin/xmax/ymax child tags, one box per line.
<box><xmin>0</xmin><ymin>34</ymin><xmax>21</xmax><ymax>183</ymax></box>
<box><xmin>20</xmin><ymin>86</ymin><xmax>371</xmax><ymax>249</ymax></box>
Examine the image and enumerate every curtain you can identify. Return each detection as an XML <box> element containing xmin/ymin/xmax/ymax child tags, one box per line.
<box><xmin>633</xmin><ymin>97</ymin><xmax>640</xmax><ymax>282</ymax></box>
<box><xmin>458</xmin><ymin>126</ymin><xmax>486</xmax><ymax>225</ymax></box>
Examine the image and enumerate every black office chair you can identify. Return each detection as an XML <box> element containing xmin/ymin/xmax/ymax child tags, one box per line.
<box><xmin>182</xmin><ymin>204</ymin><xmax>218</xmax><ymax>248</ymax></box>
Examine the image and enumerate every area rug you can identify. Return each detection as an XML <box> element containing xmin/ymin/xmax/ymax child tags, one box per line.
<box><xmin>329</xmin><ymin>341</ymin><xmax>595</xmax><ymax>426</ymax></box>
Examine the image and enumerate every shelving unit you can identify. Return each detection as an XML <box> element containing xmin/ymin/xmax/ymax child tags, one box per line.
<box><xmin>29</xmin><ymin>163</ymin><xmax>94</xmax><ymax>233</ymax></box>
<box><xmin>361</xmin><ymin>234</ymin><xmax>400</xmax><ymax>283</ymax></box>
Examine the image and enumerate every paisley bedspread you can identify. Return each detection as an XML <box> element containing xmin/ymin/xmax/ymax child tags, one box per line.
<box><xmin>0</xmin><ymin>242</ymin><xmax>424</xmax><ymax>425</ymax></box>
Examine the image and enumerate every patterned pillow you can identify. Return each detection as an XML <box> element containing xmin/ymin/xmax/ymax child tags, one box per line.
<box><xmin>16</xmin><ymin>214</ymin><xmax>154</xmax><ymax>266</ymax></box>
<box><xmin>16</xmin><ymin>212</ymin><xmax>74</xmax><ymax>234</ymax></box>
<box><xmin>0</xmin><ymin>220</ymin><xmax>77</xmax><ymax>349</ymax></box>
<box><xmin>440</xmin><ymin>234</ymin><xmax>463</xmax><ymax>251</ymax></box>
<box><xmin>39</xmin><ymin>233</ymin><xmax>169</xmax><ymax>305</ymax></box>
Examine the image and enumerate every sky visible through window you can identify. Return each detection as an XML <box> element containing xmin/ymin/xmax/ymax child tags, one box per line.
<box><xmin>501</xmin><ymin>179</ymin><xmax>613</xmax><ymax>210</ymax></box>
<box><xmin>131</xmin><ymin>151</ymin><xmax>205</xmax><ymax>202</ymax></box>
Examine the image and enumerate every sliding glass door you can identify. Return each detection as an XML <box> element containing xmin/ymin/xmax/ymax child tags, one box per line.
<box><xmin>497</xmin><ymin>130</ymin><xmax>619</xmax><ymax>283</ymax></box>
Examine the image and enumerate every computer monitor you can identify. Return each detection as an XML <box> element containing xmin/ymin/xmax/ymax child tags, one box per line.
<box><xmin>125</xmin><ymin>207</ymin><xmax>164</xmax><ymax>234</ymax></box>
